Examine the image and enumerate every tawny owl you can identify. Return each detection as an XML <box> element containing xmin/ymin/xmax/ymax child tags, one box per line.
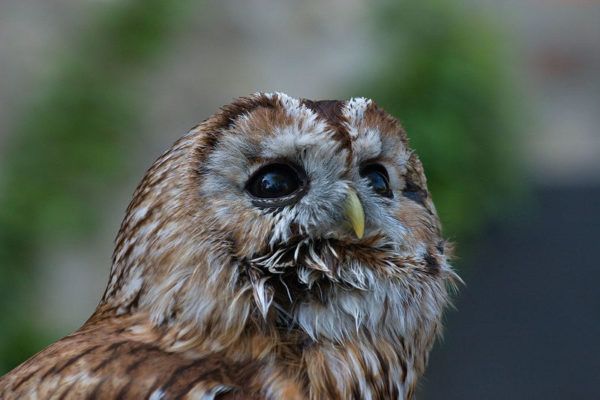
<box><xmin>0</xmin><ymin>93</ymin><xmax>459</xmax><ymax>399</ymax></box>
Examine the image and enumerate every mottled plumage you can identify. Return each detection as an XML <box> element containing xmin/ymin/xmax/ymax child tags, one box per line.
<box><xmin>0</xmin><ymin>93</ymin><xmax>459</xmax><ymax>399</ymax></box>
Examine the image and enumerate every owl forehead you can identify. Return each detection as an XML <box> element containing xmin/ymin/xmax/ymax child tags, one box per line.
<box><xmin>217</xmin><ymin>93</ymin><xmax>410</xmax><ymax>171</ymax></box>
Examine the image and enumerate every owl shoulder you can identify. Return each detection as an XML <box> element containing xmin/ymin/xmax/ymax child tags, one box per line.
<box><xmin>0</xmin><ymin>316</ymin><xmax>263</xmax><ymax>399</ymax></box>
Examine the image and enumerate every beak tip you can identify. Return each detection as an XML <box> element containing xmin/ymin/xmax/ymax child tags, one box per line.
<box><xmin>345</xmin><ymin>189</ymin><xmax>365</xmax><ymax>240</ymax></box>
<box><xmin>353</xmin><ymin>224</ymin><xmax>364</xmax><ymax>239</ymax></box>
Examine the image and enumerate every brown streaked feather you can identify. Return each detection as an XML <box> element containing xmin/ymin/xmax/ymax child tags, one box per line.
<box><xmin>301</xmin><ymin>99</ymin><xmax>351</xmax><ymax>154</ymax></box>
<box><xmin>0</xmin><ymin>314</ymin><xmax>293</xmax><ymax>400</ymax></box>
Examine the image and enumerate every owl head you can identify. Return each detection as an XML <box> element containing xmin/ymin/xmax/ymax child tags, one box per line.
<box><xmin>100</xmin><ymin>92</ymin><xmax>457</xmax><ymax>355</ymax></box>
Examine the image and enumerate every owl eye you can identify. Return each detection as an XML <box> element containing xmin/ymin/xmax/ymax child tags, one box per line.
<box><xmin>246</xmin><ymin>163</ymin><xmax>307</xmax><ymax>206</ymax></box>
<box><xmin>361</xmin><ymin>164</ymin><xmax>393</xmax><ymax>198</ymax></box>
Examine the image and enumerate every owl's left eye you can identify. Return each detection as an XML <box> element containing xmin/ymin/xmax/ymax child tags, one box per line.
<box><xmin>246</xmin><ymin>163</ymin><xmax>307</xmax><ymax>206</ymax></box>
<box><xmin>361</xmin><ymin>164</ymin><xmax>393</xmax><ymax>198</ymax></box>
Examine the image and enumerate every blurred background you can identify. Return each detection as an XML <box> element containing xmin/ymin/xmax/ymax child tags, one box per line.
<box><xmin>0</xmin><ymin>0</ymin><xmax>598</xmax><ymax>398</ymax></box>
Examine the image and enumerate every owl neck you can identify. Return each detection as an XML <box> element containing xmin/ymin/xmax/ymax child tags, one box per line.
<box><xmin>97</xmin><ymin>285</ymin><xmax>426</xmax><ymax>400</ymax></box>
<box><xmin>301</xmin><ymin>335</ymin><xmax>420</xmax><ymax>399</ymax></box>
<box><xmin>89</xmin><ymin>305</ymin><xmax>422</xmax><ymax>400</ymax></box>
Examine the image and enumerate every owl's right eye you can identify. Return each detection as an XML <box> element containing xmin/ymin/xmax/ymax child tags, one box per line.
<box><xmin>246</xmin><ymin>163</ymin><xmax>307</xmax><ymax>206</ymax></box>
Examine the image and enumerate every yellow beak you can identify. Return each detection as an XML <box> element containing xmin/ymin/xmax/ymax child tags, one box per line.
<box><xmin>344</xmin><ymin>189</ymin><xmax>365</xmax><ymax>239</ymax></box>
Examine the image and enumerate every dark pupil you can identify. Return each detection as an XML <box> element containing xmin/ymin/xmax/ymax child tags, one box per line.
<box><xmin>259</xmin><ymin>173</ymin><xmax>293</xmax><ymax>196</ymax></box>
<box><xmin>367</xmin><ymin>171</ymin><xmax>388</xmax><ymax>194</ymax></box>
<box><xmin>248</xmin><ymin>165</ymin><xmax>300</xmax><ymax>198</ymax></box>
<box><xmin>361</xmin><ymin>164</ymin><xmax>392</xmax><ymax>197</ymax></box>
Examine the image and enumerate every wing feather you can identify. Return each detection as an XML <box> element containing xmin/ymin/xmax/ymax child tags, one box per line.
<box><xmin>0</xmin><ymin>320</ymin><xmax>262</xmax><ymax>400</ymax></box>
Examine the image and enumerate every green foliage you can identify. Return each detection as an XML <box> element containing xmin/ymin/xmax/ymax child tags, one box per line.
<box><xmin>356</xmin><ymin>0</ymin><xmax>524</xmax><ymax>249</ymax></box>
<box><xmin>0</xmin><ymin>0</ymin><xmax>191</xmax><ymax>373</ymax></box>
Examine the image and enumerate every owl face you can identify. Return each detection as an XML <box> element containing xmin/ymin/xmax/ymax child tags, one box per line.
<box><xmin>105</xmin><ymin>92</ymin><xmax>455</xmax><ymax>346</ymax></box>
<box><xmin>197</xmin><ymin>94</ymin><xmax>450</xmax><ymax>341</ymax></box>
<box><xmin>201</xmin><ymin>97</ymin><xmax>415</xmax><ymax>253</ymax></box>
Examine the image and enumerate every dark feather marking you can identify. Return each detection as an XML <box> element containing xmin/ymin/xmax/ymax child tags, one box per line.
<box><xmin>43</xmin><ymin>382</ymin><xmax>64</xmax><ymax>400</ymax></box>
<box><xmin>402</xmin><ymin>180</ymin><xmax>428</xmax><ymax>208</ymax></box>
<box><xmin>125</xmin><ymin>283</ymin><xmax>144</xmax><ymax>311</ymax></box>
<box><xmin>166</xmin><ymin>358</ymin><xmax>223</xmax><ymax>393</ymax></box>
<box><xmin>116</xmin><ymin>345</ymin><xmax>170</xmax><ymax>399</ymax></box>
<box><xmin>90</xmin><ymin>341</ymin><xmax>128</xmax><ymax>372</ymax></box>
<box><xmin>373</xmin><ymin>346</ymin><xmax>392</xmax><ymax>389</ymax></box>
<box><xmin>407</xmin><ymin>385</ymin><xmax>416</xmax><ymax>400</ymax></box>
<box><xmin>302</xmin><ymin>99</ymin><xmax>352</xmax><ymax>155</ymax></box>
<box><xmin>87</xmin><ymin>376</ymin><xmax>108</xmax><ymax>400</ymax></box>
<box><xmin>172</xmin><ymin>373</ymin><xmax>227</xmax><ymax>399</ymax></box>
<box><xmin>146</xmin><ymin>359</ymin><xmax>202</xmax><ymax>396</ymax></box>
<box><xmin>424</xmin><ymin>254</ymin><xmax>440</xmax><ymax>274</ymax></box>
<box><xmin>351</xmin><ymin>386</ymin><xmax>362</xmax><ymax>400</ymax></box>
<box><xmin>124</xmin><ymin>356</ymin><xmax>149</xmax><ymax>375</ymax></box>
<box><xmin>10</xmin><ymin>365</ymin><xmax>44</xmax><ymax>391</ymax></box>
<box><xmin>39</xmin><ymin>344</ymin><xmax>102</xmax><ymax>381</ymax></box>
<box><xmin>56</xmin><ymin>381</ymin><xmax>79</xmax><ymax>400</ymax></box>
<box><xmin>400</xmin><ymin>358</ymin><xmax>408</xmax><ymax>383</ymax></box>
<box><xmin>436</xmin><ymin>241</ymin><xmax>445</xmax><ymax>254</ymax></box>
<box><xmin>115</xmin><ymin>380</ymin><xmax>133</xmax><ymax>400</ymax></box>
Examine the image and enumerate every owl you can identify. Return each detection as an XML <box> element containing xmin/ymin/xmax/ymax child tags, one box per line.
<box><xmin>0</xmin><ymin>93</ymin><xmax>459</xmax><ymax>399</ymax></box>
